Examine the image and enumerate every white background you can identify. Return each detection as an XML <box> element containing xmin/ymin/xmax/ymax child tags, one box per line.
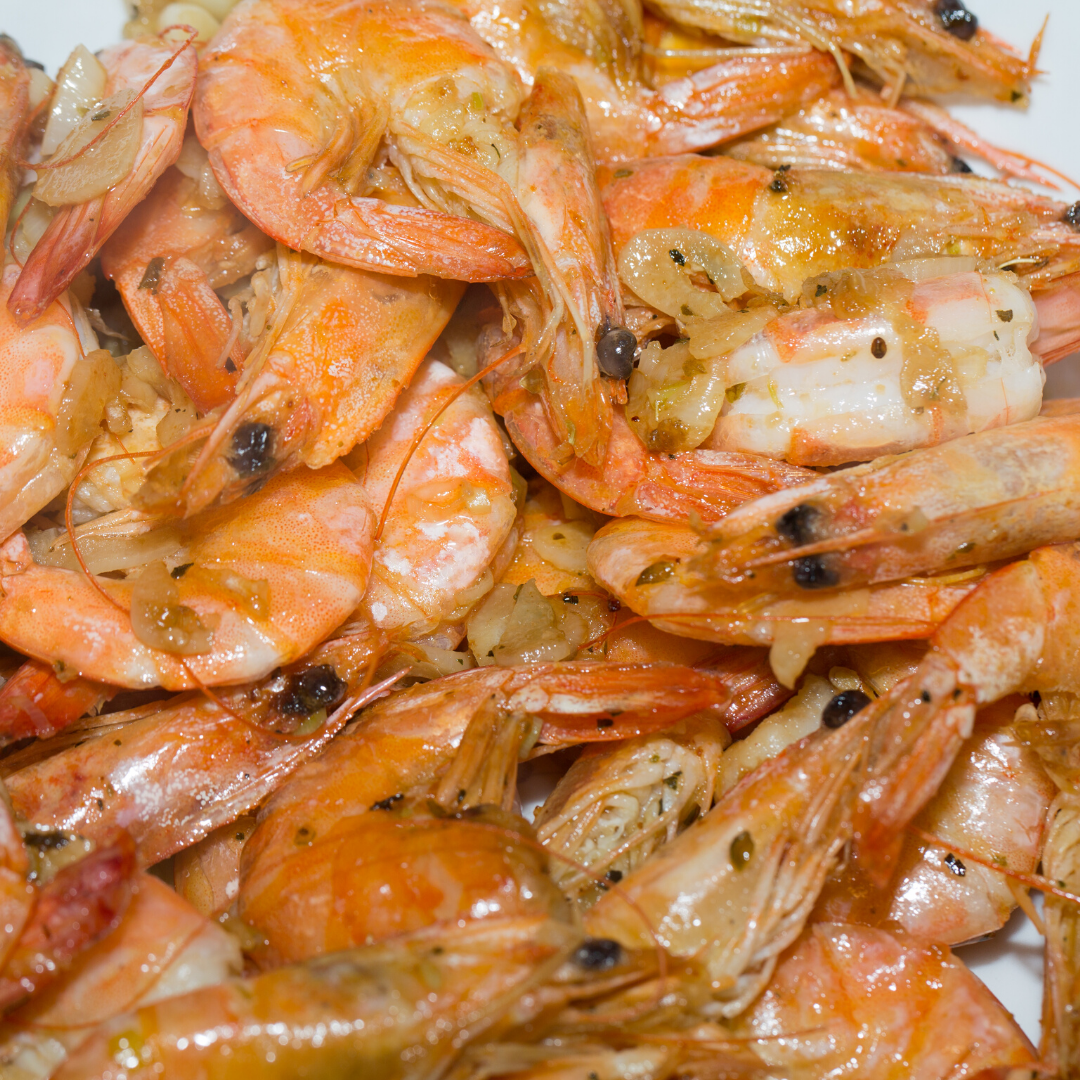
<box><xmin>0</xmin><ymin>0</ymin><xmax>1072</xmax><ymax>1048</ymax></box>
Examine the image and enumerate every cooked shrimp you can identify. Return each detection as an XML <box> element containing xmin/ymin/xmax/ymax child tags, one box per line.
<box><xmin>725</xmin><ymin>922</ymin><xmax>1036</xmax><ymax>1077</ymax></box>
<box><xmin>237</xmin><ymin>660</ymin><xmax>737</xmax><ymax>957</ymax></box>
<box><xmin>0</xmin><ymin>874</ymin><xmax>241</xmax><ymax>1080</ymax></box>
<box><xmin>624</xmin><ymin>257</ymin><xmax>1041</xmax><ymax>463</ymax></box>
<box><xmin>726</xmin><ymin>87</ymin><xmax>1052</xmax><ymax>181</ymax></box>
<box><xmin>647</xmin><ymin>0</ymin><xmax>1035</xmax><ymax>103</ymax></box>
<box><xmin>55</xmin><ymin>915</ymin><xmax>580</xmax><ymax>1080</ymax></box>
<box><xmin>9</xmin><ymin>40</ymin><xmax>198</xmax><ymax>324</ymax></box>
<box><xmin>4</xmin><ymin>629</ymin><xmax>388</xmax><ymax>868</ymax></box>
<box><xmin>194</xmin><ymin>0</ymin><xmax>533</xmax><ymax>282</ymax></box>
<box><xmin>0</xmin><ymin>263</ymin><xmax>118</xmax><ymax>543</ymax></box>
<box><xmin>587</xmin><ymin>515</ymin><xmax>983</xmax><ymax>686</ymax></box>
<box><xmin>460</xmin><ymin>0</ymin><xmax>841</xmax><ymax>163</ymax></box>
<box><xmin>0</xmin><ymin>463</ymin><xmax>375</xmax><ymax>689</ymax></box>
<box><xmin>581</xmin><ymin>693</ymin><xmax>869</xmax><ymax>1016</ymax></box>
<box><xmin>0</xmin><ymin>659</ymin><xmax>111</xmax><ymax>744</ymax></box>
<box><xmin>351</xmin><ymin>358</ymin><xmax>516</xmax><ymax>641</ymax></box>
<box><xmin>535</xmin><ymin>713</ymin><xmax>730</xmax><ymax>906</ymax></box>
<box><xmin>675</xmin><ymin>412</ymin><xmax>1080</xmax><ymax>607</ymax></box>
<box><xmin>173</xmin><ymin>248</ymin><xmax>464</xmax><ymax>514</ymax></box>
<box><xmin>600</xmin><ymin>154</ymin><xmax>1080</xmax><ymax>302</ymax></box>
<box><xmin>0</xmin><ymin>37</ymin><xmax>29</xmax><ymax>229</ymax></box>
<box><xmin>813</xmin><ymin>695</ymin><xmax>1055</xmax><ymax>945</ymax></box>
<box><xmin>98</xmin><ymin>159</ymin><xmax>271</xmax><ymax>411</ymax></box>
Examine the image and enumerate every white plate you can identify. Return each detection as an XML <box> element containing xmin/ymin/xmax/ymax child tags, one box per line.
<box><xmin>0</xmin><ymin>0</ymin><xmax>1072</xmax><ymax>1050</ymax></box>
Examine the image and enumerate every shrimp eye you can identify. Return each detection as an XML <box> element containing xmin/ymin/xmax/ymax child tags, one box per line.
<box><xmin>933</xmin><ymin>0</ymin><xmax>978</xmax><ymax>40</ymax></box>
<box><xmin>277</xmin><ymin>664</ymin><xmax>346</xmax><ymax>715</ymax></box>
<box><xmin>822</xmin><ymin>689</ymin><xmax>871</xmax><ymax>728</ymax></box>
<box><xmin>792</xmin><ymin>555</ymin><xmax>839</xmax><ymax>589</ymax></box>
<box><xmin>573</xmin><ymin>939</ymin><xmax>623</xmax><ymax>971</ymax></box>
<box><xmin>776</xmin><ymin>503</ymin><xmax>818</xmax><ymax>546</ymax></box>
<box><xmin>950</xmin><ymin>156</ymin><xmax>973</xmax><ymax>174</ymax></box>
<box><xmin>229</xmin><ymin>423</ymin><xmax>275</xmax><ymax>476</ymax></box>
<box><xmin>596</xmin><ymin>327</ymin><xmax>637</xmax><ymax>380</ymax></box>
<box><xmin>1064</xmin><ymin>202</ymin><xmax>1080</xmax><ymax>231</ymax></box>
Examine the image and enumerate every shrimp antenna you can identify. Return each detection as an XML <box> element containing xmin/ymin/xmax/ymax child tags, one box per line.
<box><xmin>374</xmin><ymin>343</ymin><xmax>524</xmax><ymax>542</ymax></box>
<box><xmin>18</xmin><ymin>27</ymin><xmax>198</xmax><ymax>173</ymax></box>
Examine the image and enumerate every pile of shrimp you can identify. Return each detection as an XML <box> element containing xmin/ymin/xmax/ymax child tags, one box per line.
<box><xmin>1</xmin><ymin>0</ymin><xmax>1080</xmax><ymax>1075</ymax></box>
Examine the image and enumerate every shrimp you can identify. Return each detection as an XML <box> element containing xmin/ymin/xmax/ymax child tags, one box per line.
<box><xmin>4</xmin><ymin>629</ymin><xmax>389</xmax><ymax>868</ymax></box>
<box><xmin>0</xmin><ymin>36</ymin><xmax>29</xmax><ymax>229</ymax></box>
<box><xmin>237</xmin><ymin>660</ymin><xmax>738</xmax><ymax>959</ymax></box>
<box><xmin>98</xmin><ymin>158</ymin><xmax>271</xmax><ymax>411</ymax></box>
<box><xmin>724</xmin><ymin>922</ymin><xmax>1036</xmax><ymax>1077</ymax></box>
<box><xmin>54</xmin><ymin>915</ymin><xmax>581</xmax><ymax>1080</ymax></box>
<box><xmin>198</xmin><ymin>3</ymin><xmax>632</xmax><ymax>466</ymax></box>
<box><xmin>815</xmin><ymin>695</ymin><xmax>1055</xmax><ymax>946</ymax></box>
<box><xmin>194</xmin><ymin>0</ymin><xmax>534</xmax><ymax>282</ymax></box>
<box><xmin>586</xmin><ymin>516</ymin><xmax>983</xmax><ymax>686</ymax></box>
<box><xmin>0</xmin><ymin>263</ymin><xmax>118</xmax><ymax>543</ymax></box>
<box><xmin>172</xmin><ymin>248</ymin><xmax>464</xmax><ymax>515</ymax></box>
<box><xmin>350</xmin><ymin>358</ymin><xmax>517</xmax><ymax>643</ymax></box>
<box><xmin>535</xmin><ymin>713</ymin><xmax>730</xmax><ymax>906</ymax></box>
<box><xmin>9</xmin><ymin>40</ymin><xmax>199</xmax><ymax>325</ymax></box>
<box><xmin>599</xmin><ymin>154</ymin><xmax>1080</xmax><ymax>302</ymax></box>
<box><xmin>459</xmin><ymin>0</ymin><xmax>841</xmax><ymax>163</ymax></box>
<box><xmin>0</xmin><ymin>463</ymin><xmax>375</xmax><ymax>689</ymax></box>
<box><xmin>0</xmin><ymin>874</ymin><xmax>241</xmax><ymax>1080</ymax></box>
<box><xmin>585</xmin><ymin>413</ymin><xmax>1080</xmax><ymax>683</ymax></box>
<box><xmin>646</xmin><ymin>0</ymin><xmax>1035</xmax><ymax>104</ymax></box>
<box><xmin>581</xmin><ymin>693</ymin><xmax>872</xmax><ymax>1016</ymax></box>
<box><xmin>623</xmin><ymin>257</ymin><xmax>1041</xmax><ymax>464</ymax></box>
<box><xmin>0</xmin><ymin>658</ymin><xmax>112</xmax><ymax>744</ymax></box>
<box><xmin>728</xmin><ymin>88</ymin><xmax>1056</xmax><ymax>182</ymax></box>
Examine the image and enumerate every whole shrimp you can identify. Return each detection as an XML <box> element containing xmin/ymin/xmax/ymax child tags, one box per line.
<box><xmin>10</xmin><ymin>40</ymin><xmax>198</xmax><ymax>324</ymax></box>
<box><xmin>600</xmin><ymin>153</ymin><xmax>1080</xmax><ymax>350</ymax></box>
<box><xmin>0</xmin><ymin>463</ymin><xmax>375</xmax><ymax>689</ymax></box>
<box><xmin>459</xmin><ymin>0</ymin><xmax>841</xmax><ymax>163</ymax></box>
<box><xmin>588</xmin><ymin>413</ymin><xmax>1080</xmax><ymax>682</ymax></box>
<box><xmin>4</xmin><ymin>629</ymin><xmax>390</xmax><ymax>868</ymax></box>
<box><xmin>54</xmin><ymin>915</ymin><xmax>581</xmax><ymax>1080</ymax></box>
<box><xmin>646</xmin><ymin>0</ymin><xmax>1035</xmax><ymax>104</ymax></box>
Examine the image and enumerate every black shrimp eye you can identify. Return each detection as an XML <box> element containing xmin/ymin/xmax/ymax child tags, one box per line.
<box><xmin>596</xmin><ymin>327</ymin><xmax>637</xmax><ymax>380</ymax></box>
<box><xmin>950</xmin><ymin>156</ymin><xmax>973</xmax><ymax>174</ymax></box>
<box><xmin>776</xmin><ymin>503</ymin><xmax>818</xmax><ymax>547</ymax></box>
<box><xmin>792</xmin><ymin>555</ymin><xmax>839</xmax><ymax>590</ymax></box>
<box><xmin>229</xmin><ymin>422</ymin><xmax>275</xmax><ymax>476</ymax></box>
<box><xmin>277</xmin><ymin>664</ymin><xmax>347</xmax><ymax>715</ymax></box>
<box><xmin>933</xmin><ymin>0</ymin><xmax>978</xmax><ymax>40</ymax></box>
<box><xmin>573</xmin><ymin>938</ymin><xmax>624</xmax><ymax>971</ymax></box>
<box><xmin>822</xmin><ymin>689</ymin><xmax>871</xmax><ymax>729</ymax></box>
<box><xmin>1064</xmin><ymin>203</ymin><xmax>1080</xmax><ymax>231</ymax></box>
